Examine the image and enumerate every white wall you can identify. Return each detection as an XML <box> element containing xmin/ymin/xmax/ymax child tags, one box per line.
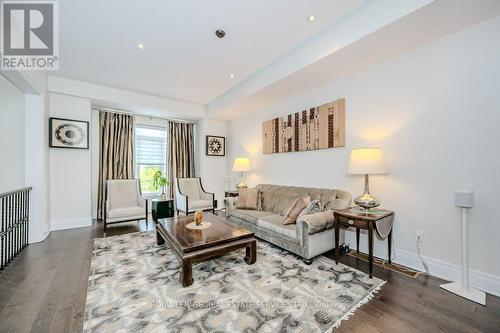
<box><xmin>1</xmin><ymin>69</ymin><xmax>50</xmax><ymax>243</ymax></box>
<box><xmin>227</xmin><ymin>17</ymin><xmax>500</xmax><ymax>295</ymax></box>
<box><xmin>90</xmin><ymin>109</ymin><xmax>100</xmax><ymax>218</ymax></box>
<box><xmin>0</xmin><ymin>75</ymin><xmax>25</xmax><ymax>193</ymax></box>
<box><xmin>49</xmin><ymin>93</ymin><xmax>92</xmax><ymax>230</ymax></box>
<box><xmin>23</xmin><ymin>71</ymin><xmax>51</xmax><ymax>242</ymax></box>
<box><xmin>197</xmin><ymin>119</ymin><xmax>228</xmax><ymax>209</ymax></box>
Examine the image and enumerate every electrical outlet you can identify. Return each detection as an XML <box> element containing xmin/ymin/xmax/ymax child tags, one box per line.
<box><xmin>416</xmin><ymin>231</ymin><xmax>423</xmax><ymax>243</ymax></box>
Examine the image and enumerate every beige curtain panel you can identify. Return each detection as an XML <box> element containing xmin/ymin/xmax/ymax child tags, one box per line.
<box><xmin>97</xmin><ymin>111</ymin><xmax>135</xmax><ymax>220</ymax></box>
<box><xmin>168</xmin><ymin>121</ymin><xmax>195</xmax><ymax>198</ymax></box>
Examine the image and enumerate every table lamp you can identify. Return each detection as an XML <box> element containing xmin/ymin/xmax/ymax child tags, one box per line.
<box><xmin>347</xmin><ymin>148</ymin><xmax>386</xmax><ymax>211</ymax></box>
<box><xmin>232</xmin><ymin>157</ymin><xmax>251</xmax><ymax>189</ymax></box>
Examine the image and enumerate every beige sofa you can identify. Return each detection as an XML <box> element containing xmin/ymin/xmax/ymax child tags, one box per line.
<box><xmin>225</xmin><ymin>184</ymin><xmax>351</xmax><ymax>264</ymax></box>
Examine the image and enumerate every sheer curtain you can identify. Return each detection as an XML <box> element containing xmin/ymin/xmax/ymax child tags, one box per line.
<box><xmin>167</xmin><ymin>121</ymin><xmax>195</xmax><ymax>198</ymax></box>
<box><xmin>97</xmin><ymin>111</ymin><xmax>135</xmax><ymax>220</ymax></box>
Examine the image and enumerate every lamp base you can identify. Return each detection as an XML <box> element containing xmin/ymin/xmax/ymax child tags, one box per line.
<box><xmin>440</xmin><ymin>282</ymin><xmax>486</xmax><ymax>305</ymax></box>
<box><xmin>235</xmin><ymin>181</ymin><xmax>248</xmax><ymax>189</ymax></box>
<box><xmin>354</xmin><ymin>192</ymin><xmax>381</xmax><ymax>210</ymax></box>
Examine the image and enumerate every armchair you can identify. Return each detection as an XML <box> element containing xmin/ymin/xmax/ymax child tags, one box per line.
<box><xmin>104</xmin><ymin>179</ymin><xmax>148</xmax><ymax>228</ymax></box>
<box><xmin>175</xmin><ymin>177</ymin><xmax>215</xmax><ymax>215</ymax></box>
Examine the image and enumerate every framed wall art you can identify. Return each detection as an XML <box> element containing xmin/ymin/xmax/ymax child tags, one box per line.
<box><xmin>262</xmin><ymin>98</ymin><xmax>345</xmax><ymax>154</ymax></box>
<box><xmin>49</xmin><ymin>117</ymin><xmax>89</xmax><ymax>149</ymax></box>
<box><xmin>206</xmin><ymin>135</ymin><xmax>225</xmax><ymax>156</ymax></box>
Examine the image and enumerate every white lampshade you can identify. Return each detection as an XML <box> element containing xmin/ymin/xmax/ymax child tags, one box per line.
<box><xmin>232</xmin><ymin>157</ymin><xmax>251</xmax><ymax>172</ymax></box>
<box><xmin>347</xmin><ymin>148</ymin><xmax>386</xmax><ymax>175</ymax></box>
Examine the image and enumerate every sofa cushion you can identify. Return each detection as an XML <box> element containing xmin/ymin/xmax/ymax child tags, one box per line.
<box><xmin>189</xmin><ymin>199</ymin><xmax>213</xmax><ymax>210</ymax></box>
<box><xmin>324</xmin><ymin>198</ymin><xmax>351</xmax><ymax>210</ymax></box>
<box><xmin>282</xmin><ymin>197</ymin><xmax>309</xmax><ymax>225</ymax></box>
<box><xmin>236</xmin><ymin>188</ymin><xmax>259</xmax><ymax>210</ymax></box>
<box><xmin>108</xmin><ymin>206</ymin><xmax>144</xmax><ymax>219</ymax></box>
<box><xmin>274</xmin><ymin>193</ymin><xmax>302</xmax><ymax>215</ymax></box>
<box><xmin>230</xmin><ymin>209</ymin><xmax>275</xmax><ymax>224</ymax></box>
<box><xmin>257</xmin><ymin>215</ymin><xmax>297</xmax><ymax>239</ymax></box>
<box><xmin>256</xmin><ymin>184</ymin><xmax>351</xmax><ymax>213</ymax></box>
<box><xmin>299</xmin><ymin>199</ymin><xmax>322</xmax><ymax>218</ymax></box>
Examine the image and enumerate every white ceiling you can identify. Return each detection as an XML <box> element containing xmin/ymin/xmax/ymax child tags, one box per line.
<box><xmin>57</xmin><ymin>0</ymin><xmax>365</xmax><ymax>105</ymax></box>
<box><xmin>209</xmin><ymin>0</ymin><xmax>500</xmax><ymax>120</ymax></box>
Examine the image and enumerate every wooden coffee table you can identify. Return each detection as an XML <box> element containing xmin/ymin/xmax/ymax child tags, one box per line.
<box><xmin>156</xmin><ymin>212</ymin><xmax>256</xmax><ymax>287</ymax></box>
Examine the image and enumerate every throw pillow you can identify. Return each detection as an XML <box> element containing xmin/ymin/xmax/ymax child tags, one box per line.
<box><xmin>236</xmin><ymin>188</ymin><xmax>260</xmax><ymax>210</ymax></box>
<box><xmin>298</xmin><ymin>199</ymin><xmax>322</xmax><ymax>218</ymax></box>
<box><xmin>281</xmin><ymin>196</ymin><xmax>310</xmax><ymax>216</ymax></box>
<box><xmin>282</xmin><ymin>197</ymin><xmax>310</xmax><ymax>225</ymax></box>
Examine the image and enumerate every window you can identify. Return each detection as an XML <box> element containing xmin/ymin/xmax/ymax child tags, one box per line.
<box><xmin>135</xmin><ymin>125</ymin><xmax>167</xmax><ymax>194</ymax></box>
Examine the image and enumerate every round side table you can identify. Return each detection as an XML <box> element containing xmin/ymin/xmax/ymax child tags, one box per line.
<box><xmin>152</xmin><ymin>198</ymin><xmax>175</xmax><ymax>222</ymax></box>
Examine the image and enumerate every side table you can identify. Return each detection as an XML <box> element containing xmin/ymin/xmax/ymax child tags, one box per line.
<box><xmin>152</xmin><ymin>198</ymin><xmax>175</xmax><ymax>222</ymax></box>
<box><xmin>225</xmin><ymin>190</ymin><xmax>239</xmax><ymax>198</ymax></box>
<box><xmin>333</xmin><ymin>208</ymin><xmax>395</xmax><ymax>278</ymax></box>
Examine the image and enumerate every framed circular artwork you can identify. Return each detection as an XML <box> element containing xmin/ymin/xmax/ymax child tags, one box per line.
<box><xmin>49</xmin><ymin>117</ymin><xmax>89</xmax><ymax>149</ymax></box>
<box><xmin>206</xmin><ymin>135</ymin><xmax>225</xmax><ymax>156</ymax></box>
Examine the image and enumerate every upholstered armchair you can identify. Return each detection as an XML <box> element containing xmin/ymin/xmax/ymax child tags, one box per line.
<box><xmin>175</xmin><ymin>177</ymin><xmax>215</xmax><ymax>215</ymax></box>
<box><xmin>104</xmin><ymin>179</ymin><xmax>148</xmax><ymax>228</ymax></box>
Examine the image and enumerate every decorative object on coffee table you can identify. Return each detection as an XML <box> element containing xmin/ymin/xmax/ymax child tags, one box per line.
<box><xmin>156</xmin><ymin>212</ymin><xmax>256</xmax><ymax>287</ymax></box>
<box><xmin>206</xmin><ymin>135</ymin><xmax>225</xmax><ymax>156</ymax></box>
<box><xmin>185</xmin><ymin>221</ymin><xmax>212</xmax><ymax>230</ymax></box>
<box><xmin>348</xmin><ymin>147</ymin><xmax>386</xmax><ymax>211</ymax></box>
<box><xmin>232</xmin><ymin>157</ymin><xmax>251</xmax><ymax>189</ymax></box>
<box><xmin>49</xmin><ymin>117</ymin><xmax>89</xmax><ymax>149</ymax></box>
<box><xmin>151</xmin><ymin>198</ymin><xmax>174</xmax><ymax>222</ymax></box>
<box><xmin>193</xmin><ymin>210</ymin><xmax>203</xmax><ymax>225</ymax></box>
<box><xmin>334</xmin><ymin>208</ymin><xmax>394</xmax><ymax>278</ymax></box>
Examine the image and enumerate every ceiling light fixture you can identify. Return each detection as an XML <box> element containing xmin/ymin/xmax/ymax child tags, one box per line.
<box><xmin>215</xmin><ymin>30</ymin><xmax>226</xmax><ymax>39</ymax></box>
<box><xmin>307</xmin><ymin>15</ymin><xmax>316</xmax><ymax>22</ymax></box>
<box><xmin>137</xmin><ymin>43</ymin><xmax>145</xmax><ymax>50</ymax></box>
<box><xmin>229</xmin><ymin>74</ymin><xmax>235</xmax><ymax>78</ymax></box>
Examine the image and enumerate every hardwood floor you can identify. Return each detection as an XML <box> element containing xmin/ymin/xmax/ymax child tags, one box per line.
<box><xmin>0</xmin><ymin>218</ymin><xmax>499</xmax><ymax>333</ymax></box>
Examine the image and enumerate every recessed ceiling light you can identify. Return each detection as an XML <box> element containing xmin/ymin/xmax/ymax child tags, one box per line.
<box><xmin>137</xmin><ymin>43</ymin><xmax>145</xmax><ymax>50</ymax></box>
<box><xmin>215</xmin><ymin>30</ymin><xmax>226</xmax><ymax>39</ymax></box>
<box><xmin>229</xmin><ymin>74</ymin><xmax>235</xmax><ymax>78</ymax></box>
<box><xmin>307</xmin><ymin>15</ymin><xmax>316</xmax><ymax>22</ymax></box>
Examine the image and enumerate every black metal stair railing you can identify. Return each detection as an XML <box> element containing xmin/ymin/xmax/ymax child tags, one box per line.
<box><xmin>0</xmin><ymin>187</ymin><xmax>32</xmax><ymax>270</ymax></box>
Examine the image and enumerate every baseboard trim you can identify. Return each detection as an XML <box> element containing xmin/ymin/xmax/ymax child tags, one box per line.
<box><xmin>51</xmin><ymin>216</ymin><xmax>92</xmax><ymax>231</ymax></box>
<box><xmin>395</xmin><ymin>248</ymin><xmax>500</xmax><ymax>298</ymax></box>
<box><xmin>344</xmin><ymin>232</ymin><xmax>500</xmax><ymax>298</ymax></box>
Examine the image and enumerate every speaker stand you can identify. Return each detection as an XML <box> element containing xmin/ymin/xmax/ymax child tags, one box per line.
<box><xmin>440</xmin><ymin>207</ymin><xmax>485</xmax><ymax>305</ymax></box>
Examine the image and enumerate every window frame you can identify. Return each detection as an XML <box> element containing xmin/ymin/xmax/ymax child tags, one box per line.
<box><xmin>134</xmin><ymin>124</ymin><xmax>167</xmax><ymax>196</ymax></box>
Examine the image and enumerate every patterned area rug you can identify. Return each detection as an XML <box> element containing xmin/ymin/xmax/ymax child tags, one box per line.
<box><xmin>84</xmin><ymin>232</ymin><xmax>384</xmax><ymax>332</ymax></box>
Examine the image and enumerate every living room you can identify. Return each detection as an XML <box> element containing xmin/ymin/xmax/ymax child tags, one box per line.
<box><xmin>1</xmin><ymin>0</ymin><xmax>499</xmax><ymax>332</ymax></box>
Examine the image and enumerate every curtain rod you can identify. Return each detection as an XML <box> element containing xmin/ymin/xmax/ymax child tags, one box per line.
<box><xmin>93</xmin><ymin>107</ymin><xmax>198</xmax><ymax>124</ymax></box>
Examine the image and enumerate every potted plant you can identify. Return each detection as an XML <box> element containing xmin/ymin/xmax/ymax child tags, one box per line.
<box><xmin>153</xmin><ymin>170</ymin><xmax>169</xmax><ymax>200</ymax></box>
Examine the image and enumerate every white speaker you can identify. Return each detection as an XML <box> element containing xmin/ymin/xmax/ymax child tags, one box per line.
<box><xmin>442</xmin><ymin>189</ymin><xmax>485</xmax><ymax>305</ymax></box>
<box><xmin>455</xmin><ymin>190</ymin><xmax>474</xmax><ymax>208</ymax></box>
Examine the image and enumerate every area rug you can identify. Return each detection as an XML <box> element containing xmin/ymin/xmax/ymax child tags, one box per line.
<box><xmin>84</xmin><ymin>232</ymin><xmax>384</xmax><ymax>332</ymax></box>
